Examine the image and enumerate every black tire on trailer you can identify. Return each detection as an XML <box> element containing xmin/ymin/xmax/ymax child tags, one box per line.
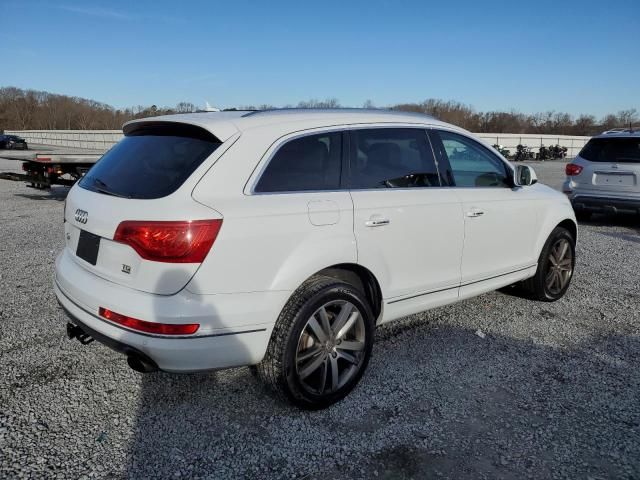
<box><xmin>257</xmin><ymin>275</ymin><xmax>375</xmax><ymax>409</ymax></box>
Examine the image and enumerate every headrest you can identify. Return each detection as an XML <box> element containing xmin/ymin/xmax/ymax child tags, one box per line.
<box><xmin>367</xmin><ymin>142</ymin><xmax>401</xmax><ymax>168</ymax></box>
<box><xmin>278</xmin><ymin>139</ymin><xmax>329</xmax><ymax>172</ymax></box>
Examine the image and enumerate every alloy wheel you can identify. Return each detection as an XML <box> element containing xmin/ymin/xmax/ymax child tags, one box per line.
<box><xmin>295</xmin><ymin>300</ymin><xmax>366</xmax><ymax>395</ymax></box>
<box><xmin>545</xmin><ymin>238</ymin><xmax>573</xmax><ymax>295</ymax></box>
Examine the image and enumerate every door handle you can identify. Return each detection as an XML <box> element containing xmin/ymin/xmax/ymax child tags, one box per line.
<box><xmin>466</xmin><ymin>209</ymin><xmax>484</xmax><ymax>218</ymax></box>
<box><xmin>365</xmin><ymin>218</ymin><xmax>390</xmax><ymax>227</ymax></box>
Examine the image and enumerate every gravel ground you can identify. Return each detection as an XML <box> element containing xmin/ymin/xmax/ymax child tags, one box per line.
<box><xmin>1</xmin><ymin>160</ymin><xmax>639</xmax><ymax>479</ymax></box>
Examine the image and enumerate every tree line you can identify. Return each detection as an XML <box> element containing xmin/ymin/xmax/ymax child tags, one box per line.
<box><xmin>0</xmin><ymin>87</ymin><xmax>199</xmax><ymax>131</ymax></box>
<box><xmin>1</xmin><ymin>86</ymin><xmax>637</xmax><ymax>136</ymax></box>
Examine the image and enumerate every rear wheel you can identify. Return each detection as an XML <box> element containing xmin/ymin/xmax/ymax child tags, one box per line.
<box><xmin>523</xmin><ymin>227</ymin><xmax>575</xmax><ymax>301</ymax></box>
<box><xmin>257</xmin><ymin>275</ymin><xmax>374</xmax><ymax>409</ymax></box>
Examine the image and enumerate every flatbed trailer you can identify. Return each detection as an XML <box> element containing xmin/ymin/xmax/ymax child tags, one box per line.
<box><xmin>0</xmin><ymin>151</ymin><xmax>102</xmax><ymax>189</ymax></box>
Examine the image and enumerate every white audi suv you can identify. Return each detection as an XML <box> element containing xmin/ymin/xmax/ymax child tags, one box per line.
<box><xmin>55</xmin><ymin>109</ymin><xmax>577</xmax><ymax>408</ymax></box>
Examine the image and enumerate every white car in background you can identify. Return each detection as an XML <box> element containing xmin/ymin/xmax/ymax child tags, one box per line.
<box><xmin>55</xmin><ymin>109</ymin><xmax>577</xmax><ymax>408</ymax></box>
<box><xmin>564</xmin><ymin>129</ymin><xmax>640</xmax><ymax>220</ymax></box>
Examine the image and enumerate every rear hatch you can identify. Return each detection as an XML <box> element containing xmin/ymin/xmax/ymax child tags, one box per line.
<box><xmin>64</xmin><ymin>122</ymin><xmax>224</xmax><ymax>295</ymax></box>
<box><xmin>573</xmin><ymin>136</ymin><xmax>640</xmax><ymax>194</ymax></box>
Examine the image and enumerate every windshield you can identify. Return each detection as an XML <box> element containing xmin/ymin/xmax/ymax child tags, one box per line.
<box><xmin>79</xmin><ymin>124</ymin><xmax>221</xmax><ymax>199</ymax></box>
<box><xmin>579</xmin><ymin>137</ymin><xmax>640</xmax><ymax>163</ymax></box>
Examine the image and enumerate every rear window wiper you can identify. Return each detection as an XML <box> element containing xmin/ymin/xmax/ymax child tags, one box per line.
<box><xmin>91</xmin><ymin>178</ymin><xmax>131</xmax><ymax>198</ymax></box>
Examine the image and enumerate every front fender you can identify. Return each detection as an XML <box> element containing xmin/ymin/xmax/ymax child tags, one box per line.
<box><xmin>533</xmin><ymin>192</ymin><xmax>577</xmax><ymax>258</ymax></box>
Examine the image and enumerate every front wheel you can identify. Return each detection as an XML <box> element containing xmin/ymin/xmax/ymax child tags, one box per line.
<box><xmin>523</xmin><ymin>226</ymin><xmax>575</xmax><ymax>301</ymax></box>
<box><xmin>257</xmin><ymin>275</ymin><xmax>375</xmax><ymax>409</ymax></box>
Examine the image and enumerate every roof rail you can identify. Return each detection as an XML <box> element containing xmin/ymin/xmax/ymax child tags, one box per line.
<box><xmin>192</xmin><ymin>108</ymin><xmax>256</xmax><ymax>113</ymax></box>
<box><xmin>602</xmin><ymin>125</ymin><xmax>639</xmax><ymax>134</ymax></box>
<box><xmin>241</xmin><ymin>107</ymin><xmax>435</xmax><ymax>118</ymax></box>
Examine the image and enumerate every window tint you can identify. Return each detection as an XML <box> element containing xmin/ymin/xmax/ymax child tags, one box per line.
<box><xmin>579</xmin><ymin>137</ymin><xmax>640</xmax><ymax>163</ymax></box>
<box><xmin>79</xmin><ymin>124</ymin><xmax>221</xmax><ymax>199</ymax></box>
<box><xmin>349</xmin><ymin>128</ymin><xmax>440</xmax><ymax>188</ymax></box>
<box><xmin>435</xmin><ymin>130</ymin><xmax>510</xmax><ymax>188</ymax></box>
<box><xmin>255</xmin><ymin>132</ymin><xmax>342</xmax><ymax>193</ymax></box>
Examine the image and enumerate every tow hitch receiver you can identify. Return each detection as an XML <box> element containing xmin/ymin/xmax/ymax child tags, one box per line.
<box><xmin>66</xmin><ymin>322</ymin><xmax>95</xmax><ymax>345</ymax></box>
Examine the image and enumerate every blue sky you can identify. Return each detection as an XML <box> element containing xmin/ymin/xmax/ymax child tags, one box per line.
<box><xmin>1</xmin><ymin>0</ymin><xmax>638</xmax><ymax>116</ymax></box>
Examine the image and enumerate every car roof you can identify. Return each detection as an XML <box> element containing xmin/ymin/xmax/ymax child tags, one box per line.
<box><xmin>123</xmin><ymin>108</ymin><xmax>464</xmax><ymax>142</ymax></box>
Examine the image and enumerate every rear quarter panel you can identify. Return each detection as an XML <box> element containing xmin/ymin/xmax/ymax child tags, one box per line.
<box><xmin>190</xmin><ymin>127</ymin><xmax>358</xmax><ymax>295</ymax></box>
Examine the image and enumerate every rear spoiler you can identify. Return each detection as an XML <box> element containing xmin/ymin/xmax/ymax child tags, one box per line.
<box><xmin>123</xmin><ymin>115</ymin><xmax>239</xmax><ymax>142</ymax></box>
<box><xmin>123</xmin><ymin>122</ymin><xmax>221</xmax><ymax>143</ymax></box>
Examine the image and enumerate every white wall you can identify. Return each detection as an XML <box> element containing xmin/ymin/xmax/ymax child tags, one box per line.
<box><xmin>6</xmin><ymin>129</ymin><xmax>591</xmax><ymax>157</ymax></box>
<box><xmin>476</xmin><ymin>133</ymin><xmax>591</xmax><ymax>157</ymax></box>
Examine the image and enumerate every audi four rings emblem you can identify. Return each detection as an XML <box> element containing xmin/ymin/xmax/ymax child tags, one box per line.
<box><xmin>74</xmin><ymin>209</ymin><xmax>88</xmax><ymax>224</ymax></box>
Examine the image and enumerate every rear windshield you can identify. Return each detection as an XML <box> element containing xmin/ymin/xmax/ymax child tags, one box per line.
<box><xmin>79</xmin><ymin>123</ymin><xmax>221</xmax><ymax>199</ymax></box>
<box><xmin>579</xmin><ymin>137</ymin><xmax>640</xmax><ymax>163</ymax></box>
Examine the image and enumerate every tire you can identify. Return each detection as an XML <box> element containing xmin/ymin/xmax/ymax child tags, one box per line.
<box><xmin>257</xmin><ymin>275</ymin><xmax>375</xmax><ymax>409</ymax></box>
<box><xmin>522</xmin><ymin>226</ymin><xmax>575</xmax><ymax>301</ymax></box>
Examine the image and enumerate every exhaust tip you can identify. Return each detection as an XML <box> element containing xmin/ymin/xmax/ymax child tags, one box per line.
<box><xmin>127</xmin><ymin>353</ymin><xmax>158</xmax><ymax>373</ymax></box>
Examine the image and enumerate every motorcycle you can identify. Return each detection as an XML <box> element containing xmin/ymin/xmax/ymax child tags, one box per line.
<box><xmin>537</xmin><ymin>146</ymin><xmax>551</xmax><ymax>161</ymax></box>
<box><xmin>492</xmin><ymin>144</ymin><xmax>511</xmax><ymax>158</ymax></box>
<box><xmin>514</xmin><ymin>144</ymin><xmax>532</xmax><ymax>161</ymax></box>
<box><xmin>550</xmin><ymin>144</ymin><xmax>567</xmax><ymax>159</ymax></box>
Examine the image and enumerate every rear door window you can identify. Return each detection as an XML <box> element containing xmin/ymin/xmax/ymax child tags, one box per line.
<box><xmin>80</xmin><ymin>123</ymin><xmax>221</xmax><ymax>199</ymax></box>
<box><xmin>254</xmin><ymin>132</ymin><xmax>342</xmax><ymax>193</ymax></box>
<box><xmin>579</xmin><ymin>137</ymin><xmax>640</xmax><ymax>163</ymax></box>
<box><xmin>348</xmin><ymin>128</ymin><xmax>441</xmax><ymax>188</ymax></box>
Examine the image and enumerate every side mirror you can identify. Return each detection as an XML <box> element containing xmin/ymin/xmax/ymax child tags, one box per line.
<box><xmin>514</xmin><ymin>165</ymin><xmax>537</xmax><ymax>186</ymax></box>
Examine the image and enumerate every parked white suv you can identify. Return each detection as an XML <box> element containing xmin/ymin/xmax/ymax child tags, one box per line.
<box><xmin>55</xmin><ymin>109</ymin><xmax>577</xmax><ymax>408</ymax></box>
<box><xmin>563</xmin><ymin>129</ymin><xmax>640</xmax><ymax>220</ymax></box>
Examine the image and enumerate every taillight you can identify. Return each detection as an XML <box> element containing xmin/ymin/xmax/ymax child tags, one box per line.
<box><xmin>113</xmin><ymin>219</ymin><xmax>222</xmax><ymax>263</ymax></box>
<box><xmin>99</xmin><ymin>307</ymin><xmax>199</xmax><ymax>335</ymax></box>
<box><xmin>565</xmin><ymin>163</ymin><xmax>583</xmax><ymax>176</ymax></box>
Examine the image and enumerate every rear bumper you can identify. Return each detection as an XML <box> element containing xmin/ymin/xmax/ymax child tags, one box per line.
<box><xmin>54</xmin><ymin>249</ymin><xmax>289</xmax><ymax>372</ymax></box>
<box><xmin>55</xmin><ymin>280</ymin><xmax>274</xmax><ymax>372</ymax></box>
<box><xmin>61</xmin><ymin>302</ymin><xmax>158</xmax><ymax>370</ymax></box>
<box><xmin>571</xmin><ymin>195</ymin><xmax>640</xmax><ymax>215</ymax></box>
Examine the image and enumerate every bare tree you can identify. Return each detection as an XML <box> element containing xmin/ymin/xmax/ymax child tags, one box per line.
<box><xmin>573</xmin><ymin>114</ymin><xmax>597</xmax><ymax>136</ymax></box>
<box><xmin>297</xmin><ymin>98</ymin><xmax>341</xmax><ymax>108</ymax></box>
<box><xmin>617</xmin><ymin>109</ymin><xmax>638</xmax><ymax>126</ymax></box>
<box><xmin>175</xmin><ymin>102</ymin><xmax>196</xmax><ymax>113</ymax></box>
<box><xmin>0</xmin><ymin>86</ymin><xmax>637</xmax><ymax>135</ymax></box>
